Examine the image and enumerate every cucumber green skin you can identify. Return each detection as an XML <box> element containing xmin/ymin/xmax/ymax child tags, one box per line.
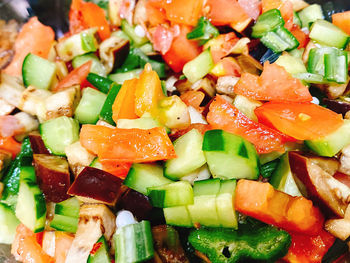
<box><xmin>164</xmin><ymin>129</ymin><xmax>206</xmax><ymax>180</ymax></box>
<box><xmin>305</xmin><ymin>120</ymin><xmax>350</xmax><ymax>157</ymax></box>
<box><xmin>115</xmin><ymin>221</ymin><xmax>154</xmax><ymax>263</ymax></box>
<box><xmin>270</xmin><ymin>154</ymin><xmax>302</xmax><ymax>196</ymax></box>
<box><xmin>75</xmin><ymin>87</ymin><xmax>107</xmax><ymax>124</ymax></box>
<box><xmin>50</xmin><ymin>214</ymin><xmax>79</xmax><ymax>233</ymax></box>
<box><xmin>193</xmin><ymin>178</ymin><xmax>221</xmax><ymax>196</ymax></box>
<box><xmin>15</xmin><ymin>180</ymin><xmax>46</xmax><ymax>233</ymax></box>
<box><xmin>22</xmin><ymin>53</ymin><xmax>57</xmax><ymax>90</ymax></box>
<box><xmin>88</xmin><ymin>236</ymin><xmax>111</xmax><ymax>263</ymax></box>
<box><xmin>121</xmin><ymin>20</ymin><xmax>148</xmax><ymax>47</ymax></box>
<box><xmin>123</xmin><ymin>163</ymin><xmax>172</xmax><ymax>196</ymax></box>
<box><xmin>0</xmin><ymin>203</ymin><xmax>20</xmax><ymax>244</ymax></box>
<box><xmin>99</xmin><ymin>83</ymin><xmax>122</xmax><ymax>125</ymax></box>
<box><xmin>86</xmin><ymin>73</ymin><xmax>113</xmax><ymax>94</ymax></box>
<box><xmin>203</xmin><ymin>130</ymin><xmax>259</xmax><ymax>180</ymax></box>
<box><xmin>251</xmin><ymin>9</ymin><xmax>285</xmax><ymax>38</ymax></box>
<box><xmin>297</xmin><ymin>4</ymin><xmax>324</xmax><ymax>28</ymax></box>
<box><xmin>40</xmin><ymin>116</ymin><xmax>80</xmax><ymax>156</ymax></box>
<box><xmin>147</xmin><ymin>181</ymin><xmax>194</xmax><ymax>208</ymax></box>
<box><xmin>164</xmin><ymin>179</ymin><xmax>238</xmax><ymax>229</ymax></box>
<box><xmin>55</xmin><ymin>197</ymin><xmax>80</xmax><ymax>218</ymax></box>
<box><xmin>1</xmin><ymin>137</ymin><xmax>33</xmax><ymax>208</ymax></box>
<box><xmin>72</xmin><ymin>53</ymin><xmax>106</xmax><ymax>77</ymax></box>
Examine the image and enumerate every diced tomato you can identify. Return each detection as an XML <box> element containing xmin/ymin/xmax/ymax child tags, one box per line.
<box><xmin>207</xmin><ymin>96</ymin><xmax>294</xmax><ymax>154</ymax></box>
<box><xmin>4</xmin><ymin>17</ymin><xmax>55</xmax><ymax>76</ymax></box>
<box><xmin>69</xmin><ymin>0</ymin><xmax>111</xmax><ymax>40</ymax></box>
<box><xmin>152</xmin><ymin>25</ymin><xmax>174</xmax><ymax>55</ymax></box>
<box><xmin>35</xmin><ymin>232</ymin><xmax>44</xmax><ymax>247</ymax></box>
<box><xmin>170</xmin><ymin>124</ymin><xmax>211</xmax><ymax>141</ymax></box>
<box><xmin>261</xmin><ymin>0</ymin><xmax>283</xmax><ymax>13</ymax></box>
<box><xmin>290</xmin><ymin>25</ymin><xmax>309</xmax><ymax>49</ymax></box>
<box><xmin>332</xmin><ymin>11</ymin><xmax>350</xmax><ymax>35</ymax></box>
<box><xmin>238</xmin><ymin>0</ymin><xmax>261</xmax><ymax>20</ymax></box>
<box><xmin>163</xmin><ymin>25</ymin><xmax>201</xmax><ymax>73</ymax></box>
<box><xmin>280</xmin><ymin>0</ymin><xmax>294</xmax><ymax>30</ymax></box>
<box><xmin>283</xmin><ymin>230</ymin><xmax>335</xmax><ymax>263</ymax></box>
<box><xmin>112</xmin><ymin>78</ymin><xmax>138</xmax><ymax>122</ymax></box>
<box><xmin>11</xmin><ymin>224</ymin><xmax>54</xmax><ymax>263</ymax></box>
<box><xmin>255</xmin><ymin>102</ymin><xmax>344</xmax><ymax>140</ymax></box>
<box><xmin>80</xmin><ymin>125</ymin><xmax>176</xmax><ymax>162</ymax></box>
<box><xmin>145</xmin><ymin>1</ymin><xmax>167</xmax><ymax>27</ymax></box>
<box><xmin>235</xmin><ymin>180</ymin><xmax>324</xmax><ymax>235</ymax></box>
<box><xmin>0</xmin><ymin>116</ymin><xmax>24</xmax><ymax>138</ymax></box>
<box><xmin>216</xmin><ymin>57</ymin><xmax>242</xmax><ymax>77</ymax></box>
<box><xmin>162</xmin><ymin>0</ymin><xmax>203</xmax><ymax>26</ymax></box>
<box><xmin>180</xmin><ymin>90</ymin><xmax>205</xmax><ymax>112</ymax></box>
<box><xmin>54</xmin><ymin>232</ymin><xmax>74</xmax><ymax>263</ymax></box>
<box><xmin>205</xmin><ymin>33</ymin><xmax>239</xmax><ymax>63</ymax></box>
<box><xmin>205</xmin><ymin>0</ymin><xmax>250</xmax><ymax>26</ymax></box>
<box><xmin>99</xmin><ymin>159</ymin><xmax>132</xmax><ymax>179</ymax></box>
<box><xmin>53</xmin><ymin>61</ymin><xmax>92</xmax><ymax>92</ymax></box>
<box><xmin>234</xmin><ymin>62</ymin><xmax>312</xmax><ymax>102</ymax></box>
<box><xmin>134</xmin><ymin>63</ymin><xmax>165</xmax><ymax>117</ymax></box>
<box><xmin>0</xmin><ymin>136</ymin><xmax>21</xmax><ymax>158</ymax></box>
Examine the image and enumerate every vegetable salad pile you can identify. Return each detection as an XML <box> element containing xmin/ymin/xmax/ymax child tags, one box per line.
<box><xmin>0</xmin><ymin>0</ymin><xmax>350</xmax><ymax>262</ymax></box>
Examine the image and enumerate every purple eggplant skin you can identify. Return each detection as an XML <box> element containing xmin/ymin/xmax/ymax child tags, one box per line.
<box><xmin>68</xmin><ymin>166</ymin><xmax>123</xmax><ymax>206</ymax></box>
<box><xmin>116</xmin><ymin>189</ymin><xmax>153</xmax><ymax>221</ymax></box>
<box><xmin>29</xmin><ymin>132</ymin><xmax>50</xmax><ymax>154</ymax></box>
<box><xmin>33</xmin><ymin>154</ymin><xmax>70</xmax><ymax>203</ymax></box>
<box><xmin>323</xmin><ymin>98</ymin><xmax>350</xmax><ymax>117</ymax></box>
<box><xmin>112</xmin><ymin>40</ymin><xmax>130</xmax><ymax>69</ymax></box>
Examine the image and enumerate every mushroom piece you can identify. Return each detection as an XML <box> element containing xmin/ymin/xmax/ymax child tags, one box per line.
<box><xmin>289</xmin><ymin>151</ymin><xmax>350</xmax><ymax>217</ymax></box>
<box><xmin>65</xmin><ymin>204</ymin><xmax>116</xmax><ymax>263</ymax></box>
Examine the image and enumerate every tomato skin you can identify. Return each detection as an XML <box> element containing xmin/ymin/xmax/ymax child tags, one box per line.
<box><xmin>53</xmin><ymin>61</ymin><xmax>92</xmax><ymax>92</ymax></box>
<box><xmin>205</xmin><ymin>0</ymin><xmax>250</xmax><ymax>26</ymax></box>
<box><xmin>100</xmin><ymin>159</ymin><xmax>132</xmax><ymax>179</ymax></box>
<box><xmin>234</xmin><ymin>62</ymin><xmax>312</xmax><ymax>102</ymax></box>
<box><xmin>283</xmin><ymin>230</ymin><xmax>335</xmax><ymax>263</ymax></box>
<box><xmin>163</xmin><ymin>25</ymin><xmax>201</xmax><ymax>73</ymax></box>
<box><xmin>4</xmin><ymin>17</ymin><xmax>55</xmax><ymax>76</ymax></box>
<box><xmin>255</xmin><ymin>102</ymin><xmax>344</xmax><ymax>140</ymax></box>
<box><xmin>207</xmin><ymin>95</ymin><xmax>293</xmax><ymax>154</ymax></box>
<box><xmin>180</xmin><ymin>90</ymin><xmax>205</xmax><ymax>112</ymax></box>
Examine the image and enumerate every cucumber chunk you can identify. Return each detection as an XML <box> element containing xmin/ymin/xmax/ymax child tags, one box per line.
<box><xmin>203</xmin><ymin>130</ymin><xmax>259</xmax><ymax>180</ymax></box>
<box><xmin>165</xmin><ymin>129</ymin><xmax>206</xmax><ymax>180</ymax></box>
<box><xmin>188</xmin><ymin>179</ymin><xmax>221</xmax><ymax>227</ymax></box>
<box><xmin>40</xmin><ymin>116</ymin><xmax>80</xmax><ymax>155</ymax></box>
<box><xmin>50</xmin><ymin>214</ymin><xmax>79</xmax><ymax>233</ymax></box>
<box><xmin>115</xmin><ymin>221</ymin><xmax>154</xmax><ymax>263</ymax></box>
<box><xmin>216</xmin><ymin>179</ymin><xmax>237</xmax><ymax>228</ymax></box>
<box><xmin>270</xmin><ymin>154</ymin><xmax>302</xmax><ymax>196</ymax></box>
<box><xmin>88</xmin><ymin>236</ymin><xmax>111</xmax><ymax>263</ymax></box>
<box><xmin>55</xmin><ymin>197</ymin><xmax>80</xmax><ymax>218</ymax></box>
<box><xmin>147</xmin><ymin>181</ymin><xmax>193</xmax><ymax>208</ymax></box>
<box><xmin>72</xmin><ymin>53</ymin><xmax>106</xmax><ymax>77</ymax></box>
<box><xmin>15</xmin><ymin>179</ymin><xmax>46</xmax><ymax>233</ymax></box>
<box><xmin>183</xmin><ymin>49</ymin><xmax>214</xmax><ymax>83</ymax></box>
<box><xmin>124</xmin><ymin>163</ymin><xmax>173</xmax><ymax>196</ymax></box>
<box><xmin>305</xmin><ymin>120</ymin><xmax>350</xmax><ymax>157</ymax></box>
<box><xmin>109</xmin><ymin>69</ymin><xmax>143</xmax><ymax>84</ymax></box>
<box><xmin>22</xmin><ymin>53</ymin><xmax>57</xmax><ymax>90</ymax></box>
<box><xmin>0</xmin><ymin>203</ymin><xmax>20</xmax><ymax>244</ymax></box>
<box><xmin>297</xmin><ymin>4</ymin><xmax>324</xmax><ymax>28</ymax></box>
<box><xmin>163</xmin><ymin>206</ymin><xmax>192</xmax><ymax>227</ymax></box>
<box><xmin>309</xmin><ymin>19</ymin><xmax>349</xmax><ymax>49</ymax></box>
<box><xmin>75</xmin><ymin>87</ymin><xmax>107</xmax><ymax>124</ymax></box>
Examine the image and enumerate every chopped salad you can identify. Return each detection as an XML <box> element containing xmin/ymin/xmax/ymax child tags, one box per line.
<box><xmin>0</xmin><ymin>0</ymin><xmax>350</xmax><ymax>262</ymax></box>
